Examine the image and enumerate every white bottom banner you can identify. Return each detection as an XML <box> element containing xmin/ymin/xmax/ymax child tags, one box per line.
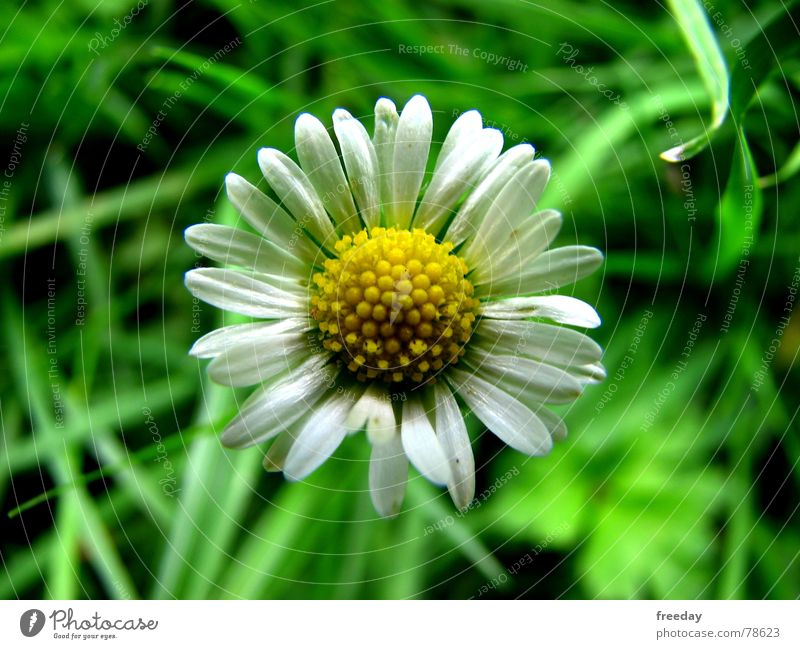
<box><xmin>0</xmin><ymin>600</ymin><xmax>797</xmax><ymax>648</ymax></box>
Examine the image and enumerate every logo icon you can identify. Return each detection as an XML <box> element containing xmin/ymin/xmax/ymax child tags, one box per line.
<box><xmin>20</xmin><ymin>609</ymin><xmax>45</xmax><ymax>637</ymax></box>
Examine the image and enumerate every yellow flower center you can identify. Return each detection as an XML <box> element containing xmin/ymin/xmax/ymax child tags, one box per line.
<box><xmin>311</xmin><ymin>227</ymin><xmax>478</xmax><ymax>383</ymax></box>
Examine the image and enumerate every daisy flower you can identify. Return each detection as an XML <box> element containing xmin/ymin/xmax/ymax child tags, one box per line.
<box><xmin>185</xmin><ymin>94</ymin><xmax>604</xmax><ymax>517</ymax></box>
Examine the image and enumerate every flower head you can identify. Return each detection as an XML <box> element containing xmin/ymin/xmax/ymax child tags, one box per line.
<box><xmin>185</xmin><ymin>94</ymin><xmax>604</xmax><ymax>516</ymax></box>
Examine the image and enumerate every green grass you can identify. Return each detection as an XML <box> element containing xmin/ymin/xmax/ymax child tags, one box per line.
<box><xmin>1</xmin><ymin>0</ymin><xmax>798</xmax><ymax>599</ymax></box>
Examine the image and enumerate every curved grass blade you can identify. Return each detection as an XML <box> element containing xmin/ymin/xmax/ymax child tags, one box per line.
<box><xmin>759</xmin><ymin>137</ymin><xmax>800</xmax><ymax>188</ymax></box>
<box><xmin>663</xmin><ymin>1</ymin><xmax>800</xmax><ymax>162</ymax></box>
<box><xmin>729</xmin><ymin>2</ymin><xmax>800</xmax><ymax>118</ymax></box>
<box><xmin>661</xmin><ymin>0</ymin><xmax>729</xmax><ymax>162</ymax></box>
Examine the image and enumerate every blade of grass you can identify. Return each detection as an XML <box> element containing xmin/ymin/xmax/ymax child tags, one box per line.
<box><xmin>0</xmin><ymin>535</ymin><xmax>55</xmax><ymax>599</ymax></box>
<box><xmin>662</xmin><ymin>1</ymin><xmax>800</xmax><ymax>163</ymax></box>
<box><xmin>729</xmin><ymin>2</ymin><xmax>800</xmax><ymax>118</ymax></box>
<box><xmin>375</xmin><ymin>510</ymin><xmax>427</xmax><ymax>599</ymax></box>
<box><xmin>330</xmin><ymin>481</ymin><xmax>375</xmax><ymax>599</ymax></box>
<box><xmin>43</xmin><ymin>151</ymin><xmax>174</xmax><ymax>529</ymax></box>
<box><xmin>541</xmin><ymin>81</ymin><xmax>705</xmax><ymax>211</ymax></box>
<box><xmin>752</xmin><ymin>524</ymin><xmax>800</xmax><ymax>599</ymax></box>
<box><xmin>0</xmin><ymin>147</ymin><xmax>240</xmax><ymax>259</ymax></box>
<box><xmin>152</xmin><ymin>191</ymin><xmax>247</xmax><ymax>597</ymax></box>
<box><xmin>0</xmin><ymin>398</ymin><xmax>21</xmax><ymax>507</ymax></box>
<box><xmin>150</xmin><ymin>46</ymin><xmax>283</xmax><ymax>104</ymax></box>
<box><xmin>47</xmin><ymin>488</ymin><xmax>82</xmax><ymax>599</ymax></box>
<box><xmin>406</xmin><ymin>479</ymin><xmax>503</xmax><ymax>581</ymax></box>
<box><xmin>661</xmin><ymin>0</ymin><xmax>729</xmax><ymax>161</ymax></box>
<box><xmin>150</xmin><ymin>415</ymin><xmax>226</xmax><ymax>598</ymax></box>
<box><xmin>4</xmin><ymin>291</ymin><xmax>138</xmax><ymax>598</ymax></box>
<box><xmin>711</xmin><ymin>128</ymin><xmax>763</xmax><ymax>277</ymax></box>
<box><xmin>72</xmin><ymin>488</ymin><xmax>138</xmax><ymax>599</ymax></box>
<box><xmin>219</xmin><ymin>481</ymin><xmax>323</xmax><ymax>599</ymax></box>
<box><xmin>717</xmin><ymin>471</ymin><xmax>752</xmax><ymax>598</ymax></box>
<box><xmin>759</xmin><ymin>137</ymin><xmax>800</xmax><ymax>188</ymax></box>
<box><xmin>0</xmin><ymin>483</ymin><xmax>143</xmax><ymax>599</ymax></box>
<box><xmin>3</xmin><ymin>376</ymin><xmax>195</xmax><ymax>480</ymax></box>
<box><xmin>179</xmin><ymin>445</ymin><xmax>263</xmax><ymax>599</ymax></box>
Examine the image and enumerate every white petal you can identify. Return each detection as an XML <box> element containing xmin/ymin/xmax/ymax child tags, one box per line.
<box><xmin>479</xmin><ymin>295</ymin><xmax>602</xmax><ymax>328</ymax></box>
<box><xmin>369</xmin><ymin>434</ymin><xmax>408</xmax><ymax>517</ymax></box>
<box><xmin>184</xmin><ymin>268</ymin><xmax>307</xmax><ymax>319</ymax></box>
<box><xmin>535</xmin><ymin>407</ymin><xmax>568</xmax><ymax>442</ymax></box>
<box><xmin>373</xmin><ymin>98</ymin><xmax>399</xmax><ymax>219</ymax></box>
<box><xmin>283</xmin><ymin>389</ymin><xmax>361</xmax><ymax>481</ymax></box>
<box><xmin>567</xmin><ymin>361</ymin><xmax>607</xmax><ymax>384</ymax></box>
<box><xmin>207</xmin><ymin>332</ymin><xmax>312</xmax><ymax>387</ymax></box>
<box><xmin>469</xmin><ymin>209</ymin><xmax>562</xmax><ymax>287</ymax></box>
<box><xmin>463</xmin><ymin>159</ymin><xmax>551</xmax><ymax>268</ymax></box>
<box><xmin>476</xmin><ymin>245</ymin><xmax>603</xmax><ymax>297</ymax></box>
<box><xmin>189</xmin><ymin>319</ymin><xmax>310</xmax><ymax>358</ymax></box>
<box><xmin>433</xmin><ymin>109</ymin><xmax>483</xmax><ymax>174</ymax></box>
<box><xmin>333</xmin><ymin>109</ymin><xmax>381</xmax><ymax>229</ymax></box>
<box><xmin>400</xmin><ymin>395</ymin><xmax>451</xmax><ymax>486</ymax></box>
<box><xmin>225</xmin><ymin>173</ymin><xmax>321</xmax><ymax>263</ymax></box>
<box><xmin>221</xmin><ymin>354</ymin><xmax>336</xmax><ymax>448</ymax></box>
<box><xmin>184</xmin><ymin>224</ymin><xmax>308</xmax><ymax>278</ymax></box>
<box><xmin>391</xmin><ymin>95</ymin><xmax>432</xmax><ymax>229</ymax></box>
<box><xmin>345</xmin><ymin>384</ymin><xmax>397</xmax><ymax>444</ymax></box>
<box><xmin>443</xmin><ymin>144</ymin><xmax>535</xmax><ymax>247</ymax></box>
<box><xmin>414</xmin><ymin>128</ymin><xmax>504</xmax><ymax>236</ymax></box>
<box><xmin>262</xmin><ymin>430</ymin><xmax>297</xmax><ymax>472</ymax></box>
<box><xmin>465</xmin><ymin>350</ymin><xmax>584</xmax><ymax>404</ymax></box>
<box><xmin>474</xmin><ymin>141</ymin><xmax>509</xmax><ymax>181</ymax></box>
<box><xmin>473</xmin><ymin>318</ymin><xmax>603</xmax><ymax>367</ymax></box>
<box><xmin>446</xmin><ymin>367</ymin><xmax>553</xmax><ymax>456</ymax></box>
<box><xmin>257</xmin><ymin>148</ymin><xmax>336</xmax><ymax>249</ymax></box>
<box><xmin>295</xmin><ymin>113</ymin><xmax>358</xmax><ymax>230</ymax></box>
<box><xmin>433</xmin><ymin>381</ymin><xmax>475</xmax><ymax>510</ymax></box>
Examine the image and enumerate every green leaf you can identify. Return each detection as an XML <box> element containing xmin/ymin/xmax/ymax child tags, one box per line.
<box><xmin>3</xmin><ymin>291</ymin><xmax>138</xmax><ymax>598</ymax></box>
<box><xmin>179</xmin><ymin>447</ymin><xmax>263</xmax><ymax>599</ymax></box>
<box><xmin>713</xmin><ymin>129</ymin><xmax>763</xmax><ymax>275</ymax></box>
<box><xmin>0</xmin><ymin>158</ymin><xmax>230</xmax><ymax>259</ymax></box>
<box><xmin>759</xmin><ymin>137</ymin><xmax>800</xmax><ymax>188</ymax></box>
<box><xmin>661</xmin><ymin>0</ymin><xmax>729</xmax><ymax>162</ymax></box>
<box><xmin>407</xmin><ymin>480</ymin><xmax>504</xmax><ymax>582</ymax></box>
<box><xmin>541</xmin><ymin>81</ymin><xmax>706</xmax><ymax>209</ymax></box>
<box><xmin>218</xmin><ymin>481</ymin><xmax>325</xmax><ymax>599</ymax></box>
<box><xmin>729</xmin><ymin>2</ymin><xmax>800</xmax><ymax>118</ymax></box>
<box><xmin>486</xmin><ymin>452</ymin><xmax>589</xmax><ymax>549</ymax></box>
<box><xmin>149</xmin><ymin>45</ymin><xmax>293</xmax><ymax>106</ymax></box>
<box><xmin>662</xmin><ymin>1</ymin><xmax>800</xmax><ymax>162</ymax></box>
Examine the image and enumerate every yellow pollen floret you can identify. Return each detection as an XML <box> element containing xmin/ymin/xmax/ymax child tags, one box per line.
<box><xmin>311</xmin><ymin>227</ymin><xmax>478</xmax><ymax>383</ymax></box>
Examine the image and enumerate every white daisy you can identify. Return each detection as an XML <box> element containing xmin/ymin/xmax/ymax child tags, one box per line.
<box><xmin>185</xmin><ymin>94</ymin><xmax>604</xmax><ymax>517</ymax></box>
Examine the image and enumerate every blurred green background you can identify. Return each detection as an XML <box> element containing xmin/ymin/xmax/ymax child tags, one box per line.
<box><xmin>1</xmin><ymin>0</ymin><xmax>798</xmax><ymax>599</ymax></box>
